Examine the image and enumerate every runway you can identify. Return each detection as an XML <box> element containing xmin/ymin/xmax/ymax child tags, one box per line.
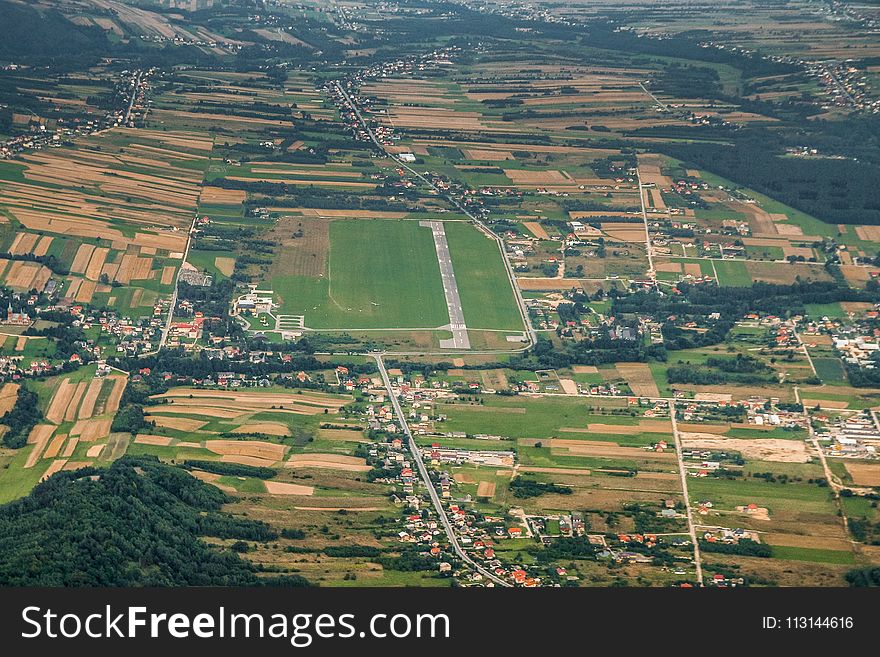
<box><xmin>420</xmin><ymin>220</ymin><xmax>470</xmax><ymax>349</ymax></box>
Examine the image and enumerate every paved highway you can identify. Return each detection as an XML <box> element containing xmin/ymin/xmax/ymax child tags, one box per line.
<box><xmin>669</xmin><ymin>401</ymin><xmax>704</xmax><ymax>585</ymax></box>
<box><xmin>373</xmin><ymin>354</ymin><xmax>510</xmax><ymax>586</ymax></box>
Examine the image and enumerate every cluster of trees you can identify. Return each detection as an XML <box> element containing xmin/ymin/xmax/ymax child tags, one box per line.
<box><xmin>699</xmin><ymin>538</ymin><xmax>772</xmax><ymax>558</ymax></box>
<box><xmin>615</xmin><ymin>281</ymin><xmax>878</xmax><ymax>353</ymax></box>
<box><xmin>513</xmin><ymin>335</ymin><xmax>667</xmax><ymax>370</ymax></box>
<box><xmin>509</xmin><ymin>477</ymin><xmax>572</xmax><ymax>499</ymax></box>
<box><xmin>182</xmin><ymin>460</ymin><xmax>278</xmax><ymax>480</ymax></box>
<box><xmin>667</xmin><ymin>354</ymin><xmax>775</xmax><ymax>386</ymax></box>
<box><xmin>0</xmin><ymin>385</ymin><xmax>42</xmax><ymax>449</ymax></box>
<box><xmin>0</xmin><ymin>457</ymin><xmax>309</xmax><ymax>586</ymax></box>
<box><xmin>845</xmin><ymin>567</ymin><xmax>880</xmax><ymax>587</ymax></box>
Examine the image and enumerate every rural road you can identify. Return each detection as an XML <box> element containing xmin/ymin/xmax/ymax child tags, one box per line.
<box><xmin>636</xmin><ymin>167</ymin><xmax>658</xmax><ymax>289</ymax></box>
<box><xmin>669</xmin><ymin>401</ymin><xmax>704</xmax><ymax>585</ymax></box>
<box><xmin>373</xmin><ymin>354</ymin><xmax>511</xmax><ymax>586</ymax></box>
<box><xmin>155</xmin><ymin>213</ymin><xmax>199</xmax><ymax>353</ymax></box>
<box><xmin>333</xmin><ymin>81</ymin><xmax>536</xmax><ymax>349</ymax></box>
<box><xmin>123</xmin><ymin>70</ymin><xmax>143</xmax><ymax>125</ymax></box>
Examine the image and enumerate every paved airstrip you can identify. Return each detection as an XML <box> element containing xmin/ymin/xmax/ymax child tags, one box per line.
<box><xmin>420</xmin><ymin>220</ymin><xmax>470</xmax><ymax>349</ymax></box>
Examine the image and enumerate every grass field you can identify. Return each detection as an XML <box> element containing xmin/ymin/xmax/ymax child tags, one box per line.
<box><xmin>813</xmin><ymin>357</ymin><xmax>847</xmax><ymax>385</ymax></box>
<box><xmin>273</xmin><ymin>220</ymin><xmax>447</xmax><ymax>329</ymax></box>
<box><xmin>444</xmin><ymin>222</ymin><xmax>524</xmax><ymax>331</ymax></box>
<box><xmin>713</xmin><ymin>260</ymin><xmax>753</xmax><ymax>287</ymax></box>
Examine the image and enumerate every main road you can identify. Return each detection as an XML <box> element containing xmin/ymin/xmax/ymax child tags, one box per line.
<box><xmin>668</xmin><ymin>401</ymin><xmax>704</xmax><ymax>585</ymax></box>
<box><xmin>373</xmin><ymin>354</ymin><xmax>511</xmax><ymax>586</ymax></box>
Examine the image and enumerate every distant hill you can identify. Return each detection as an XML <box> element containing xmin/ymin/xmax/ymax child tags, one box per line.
<box><xmin>0</xmin><ymin>1</ymin><xmax>110</xmax><ymax>64</ymax></box>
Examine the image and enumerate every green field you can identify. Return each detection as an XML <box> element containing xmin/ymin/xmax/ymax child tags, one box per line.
<box><xmin>713</xmin><ymin>260</ymin><xmax>752</xmax><ymax>287</ymax></box>
<box><xmin>445</xmin><ymin>222</ymin><xmax>524</xmax><ymax>331</ymax></box>
<box><xmin>273</xmin><ymin>220</ymin><xmax>448</xmax><ymax>329</ymax></box>
<box><xmin>813</xmin><ymin>357</ymin><xmax>847</xmax><ymax>385</ymax></box>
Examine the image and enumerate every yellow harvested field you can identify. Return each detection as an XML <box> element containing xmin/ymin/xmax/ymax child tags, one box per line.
<box><xmin>264</xmin><ymin>481</ymin><xmax>315</xmax><ymax>496</ymax></box>
<box><xmin>24</xmin><ymin>425</ymin><xmax>56</xmax><ymax>468</ymax></box>
<box><xmin>855</xmin><ymin>225</ymin><xmax>880</xmax><ymax>241</ymax></box>
<box><xmin>46</xmin><ymin>379</ymin><xmax>76</xmax><ymax>424</ymax></box>
<box><xmin>134</xmin><ymin>434</ymin><xmax>175</xmax><ymax>446</ymax></box>
<box><xmin>559</xmin><ymin>379</ymin><xmax>579</xmax><ymax>395</ymax></box>
<box><xmin>43</xmin><ymin>433</ymin><xmax>68</xmax><ymax>459</ymax></box>
<box><xmin>4</xmin><ymin>261</ymin><xmax>50</xmax><ymax>291</ymax></box>
<box><xmin>77</xmin><ymin>378</ymin><xmax>103</xmax><ymax>420</ymax></box>
<box><xmin>285</xmin><ymin>453</ymin><xmax>370</xmax><ymax>472</ymax></box>
<box><xmin>516</xmin><ymin>277</ymin><xmax>582</xmax><ymax>291</ymax></box>
<box><xmin>552</xmin><ymin>439</ymin><xmax>675</xmax><ymax>461</ymax></box>
<box><xmin>801</xmin><ymin>399</ymin><xmax>850</xmax><ymax>409</ymax></box>
<box><xmin>199</xmin><ymin>187</ymin><xmax>246</xmax><ymax>204</ymax></box>
<box><xmin>152</xmin><ymin>388</ymin><xmax>348</xmax><ymax>413</ymax></box>
<box><xmin>463</xmin><ymin>148</ymin><xmax>513</xmax><ymax>160</ymax></box>
<box><xmin>146</xmin><ymin>415</ymin><xmax>208</xmax><ymax>432</ymax></box>
<box><xmin>160</xmin><ymin>265</ymin><xmax>176</xmax><ymax>285</ymax></box>
<box><xmin>64</xmin><ymin>381</ymin><xmax>87</xmax><ymax>422</ymax></box>
<box><xmin>844</xmin><ymin>461</ymin><xmax>880</xmax><ymax>487</ymax></box>
<box><xmin>504</xmin><ymin>169</ymin><xmax>570</xmax><ymax>185</ymax></box>
<box><xmin>75</xmin><ymin>280</ymin><xmax>96</xmax><ymax>303</ymax></box>
<box><xmin>205</xmin><ymin>439</ymin><xmax>287</xmax><ymax>461</ymax></box>
<box><xmin>476</xmin><ymin>481</ymin><xmax>496</xmax><ymax>498</ymax></box>
<box><xmin>40</xmin><ymin>459</ymin><xmax>68</xmax><ymax>481</ymax></box>
<box><xmin>9</xmin><ymin>232</ymin><xmax>40</xmax><ymax>255</ymax></box>
<box><xmin>61</xmin><ymin>437</ymin><xmax>79</xmax><ymax>458</ymax></box>
<box><xmin>214</xmin><ymin>257</ymin><xmax>235</xmax><ymax>276</ymax></box>
<box><xmin>616</xmin><ymin>363</ymin><xmax>660</xmax><ymax>397</ymax></box>
<box><xmin>0</xmin><ymin>383</ymin><xmax>20</xmax><ymax>415</ymax></box>
<box><xmin>85</xmin><ymin>247</ymin><xmax>110</xmax><ymax>281</ymax></box>
<box><xmin>105</xmin><ymin>376</ymin><xmax>127</xmax><ymax>414</ymax></box>
<box><xmin>522</xmin><ymin>222</ymin><xmax>550</xmax><ymax>239</ymax></box>
<box><xmin>149</xmin><ymin>405</ymin><xmax>246</xmax><ymax>419</ymax></box>
<box><xmin>70</xmin><ymin>244</ymin><xmax>96</xmax><ymax>274</ymax></box>
<box><xmin>34</xmin><ymin>236</ymin><xmax>54</xmax><ymax>257</ymax></box>
<box><xmin>70</xmin><ymin>418</ymin><xmax>112</xmax><ymax>442</ymax></box>
<box><xmin>86</xmin><ymin>444</ymin><xmax>105</xmax><ymax>458</ymax></box>
<box><xmin>61</xmin><ymin>461</ymin><xmax>92</xmax><ymax>471</ymax></box>
<box><xmin>231</xmin><ymin>422</ymin><xmax>291</xmax><ymax>436</ymax></box>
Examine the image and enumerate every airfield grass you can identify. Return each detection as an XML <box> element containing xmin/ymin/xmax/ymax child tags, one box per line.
<box><xmin>273</xmin><ymin>220</ymin><xmax>448</xmax><ymax>329</ymax></box>
<box><xmin>444</xmin><ymin>221</ymin><xmax>524</xmax><ymax>331</ymax></box>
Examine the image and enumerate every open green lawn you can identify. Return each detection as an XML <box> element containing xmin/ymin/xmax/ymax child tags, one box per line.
<box><xmin>713</xmin><ymin>260</ymin><xmax>752</xmax><ymax>287</ymax></box>
<box><xmin>443</xmin><ymin>221</ymin><xmax>524</xmax><ymax>331</ymax></box>
<box><xmin>438</xmin><ymin>395</ymin><xmax>645</xmax><ymax>440</ymax></box>
<box><xmin>770</xmin><ymin>545</ymin><xmax>855</xmax><ymax>565</ymax></box>
<box><xmin>688</xmin><ymin>477</ymin><xmax>835</xmax><ymax>513</ymax></box>
<box><xmin>813</xmin><ymin>357</ymin><xmax>847</xmax><ymax>385</ymax></box>
<box><xmin>274</xmin><ymin>219</ymin><xmax>448</xmax><ymax>329</ymax></box>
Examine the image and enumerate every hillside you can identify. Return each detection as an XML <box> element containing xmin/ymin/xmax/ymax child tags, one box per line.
<box><xmin>0</xmin><ymin>456</ymin><xmax>308</xmax><ymax>586</ymax></box>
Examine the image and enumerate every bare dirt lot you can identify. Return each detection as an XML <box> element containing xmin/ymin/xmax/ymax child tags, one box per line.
<box><xmin>844</xmin><ymin>461</ymin><xmax>880</xmax><ymax>486</ymax></box>
<box><xmin>680</xmin><ymin>433</ymin><xmax>810</xmax><ymax>462</ymax></box>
